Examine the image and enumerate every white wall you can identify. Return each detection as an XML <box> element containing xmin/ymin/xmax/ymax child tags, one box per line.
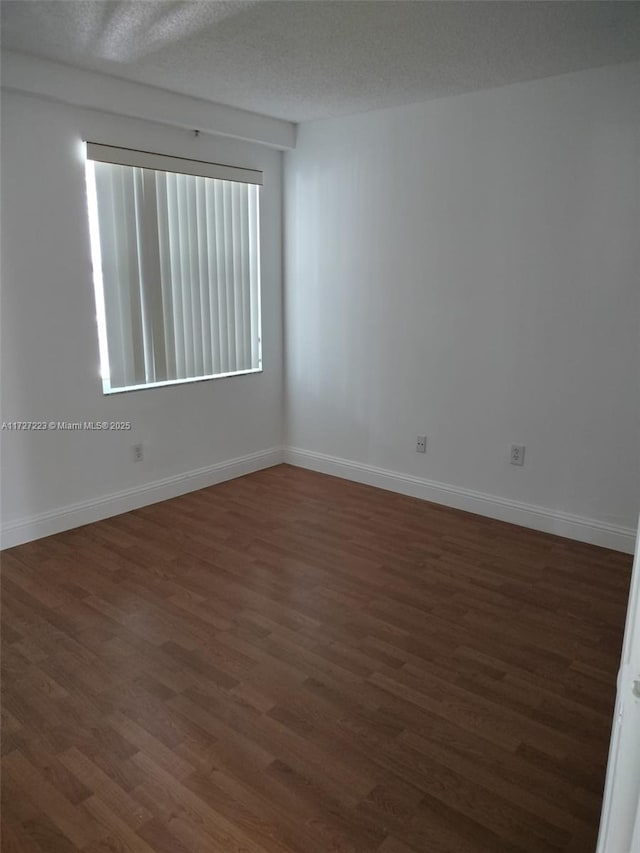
<box><xmin>3</xmin><ymin>62</ymin><xmax>639</xmax><ymax>552</ymax></box>
<box><xmin>1</xmin><ymin>90</ymin><xmax>284</xmax><ymax>543</ymax></box>
<box><xmin>285</xmin><ymin>63</ymin><xmax>640</xmax><ymax>547</ymax></box>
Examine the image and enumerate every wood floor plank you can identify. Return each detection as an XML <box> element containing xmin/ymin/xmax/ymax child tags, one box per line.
<box><xmin>59</xmin><ymin>746</ymin><xmax>153</xmax><ymax>830</ymax></box>
<box><xmin>1</xmin><ymin>464</ymin><xmax>631</xmax><ymax>852</ymax></box>
<box><xmin>2</xmin><ymin>750</ymin><xmax>98</xmax><ymax>849</ymax></box>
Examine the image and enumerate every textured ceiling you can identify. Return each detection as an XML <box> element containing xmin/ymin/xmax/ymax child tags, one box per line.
<box><xmin>2</xmin><ymin>1</ymin><xmax>640</xmax><ymax>122</ymax></box>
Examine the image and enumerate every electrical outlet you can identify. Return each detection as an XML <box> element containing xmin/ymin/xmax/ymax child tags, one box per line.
<box><xmin>416</xmin><ymin>435</ymin><xmax>427</xmax><ymax>453</ymax></box>
<box><xmin>510</xmin><ymin>444</ymin><xmax>525</xmax><ymax>466</ymax></box>
<box><xmin>132</xmin><ymin>443</ymin><xmax>144</xmax><ymax>463</ymax></box>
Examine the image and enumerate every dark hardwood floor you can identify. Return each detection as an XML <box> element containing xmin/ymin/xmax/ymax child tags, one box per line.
<box><xmin>1</xmin><ymin>464</ymin><xmax>632</xmax><ymax>852</ymax></box>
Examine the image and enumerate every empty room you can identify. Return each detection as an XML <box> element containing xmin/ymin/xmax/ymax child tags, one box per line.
<box><xmin>1</xmin><ymin>1</ymin><xmax>639</xmax><ymax>851</ymax></box>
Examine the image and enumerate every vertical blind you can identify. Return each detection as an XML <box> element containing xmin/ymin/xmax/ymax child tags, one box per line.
<box><xmin>85</xmin><ymin>144</ymin><xmax>262</xmax><ymax>393</ymax></box>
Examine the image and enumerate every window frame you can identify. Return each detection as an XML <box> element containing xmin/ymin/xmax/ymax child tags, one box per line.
<box><xmin>84</xmin><ymin>142</ymin><xmax>264</xmax><ymax>395</ymax></box>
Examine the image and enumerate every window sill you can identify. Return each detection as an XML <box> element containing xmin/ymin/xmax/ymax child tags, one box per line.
<box><xmin>102</xmin><ymin>367</ymin><xmax>263</xmax><ymax>395</ymax></box>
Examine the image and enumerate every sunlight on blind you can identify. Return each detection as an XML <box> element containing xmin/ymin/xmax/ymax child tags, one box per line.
<box><xmin>85</xmin><ymin>155</ymin><xmax>261</xmax><ymax>393</ymax></box>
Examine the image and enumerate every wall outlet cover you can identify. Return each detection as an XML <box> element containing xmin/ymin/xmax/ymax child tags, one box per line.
<box><xmin>510</xmin><ymin>444</ymin><xmax>525</xmax><ymax>466</ymax></box>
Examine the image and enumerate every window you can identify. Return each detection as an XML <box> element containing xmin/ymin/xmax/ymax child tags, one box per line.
<box><xmin>85</xmin><ymin>143</ymin><xmax>262</xmax><ymax>394</ymax></box>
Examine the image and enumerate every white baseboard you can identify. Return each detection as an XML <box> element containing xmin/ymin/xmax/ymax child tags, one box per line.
<box><xmin>284</xmin><ymin>447</ymin><xmax>637</xmax><ymax>555</ymax></box>
<box><xmin>1</xmin><ymin>446</ymin><xmax>284</xmax><ymax>550</ymax></box>
<box><xmin>4</xmin><ymin>444</ymin><xmax>635</xmax><ymax>555</ymax></box>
